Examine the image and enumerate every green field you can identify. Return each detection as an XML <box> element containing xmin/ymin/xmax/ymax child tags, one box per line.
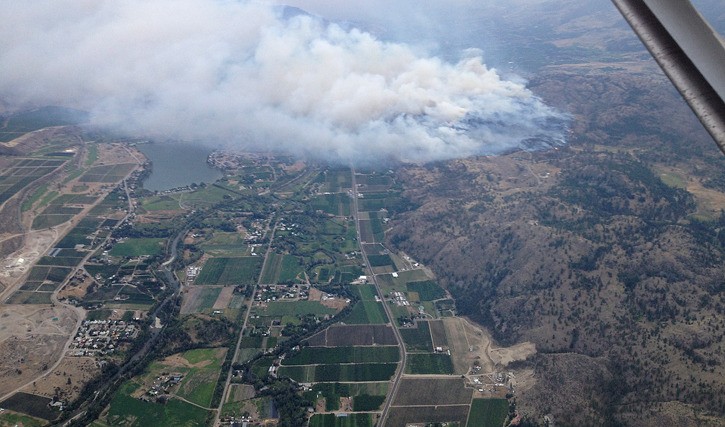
<box><xmin>103</xmin><ymin>382</ymin><xmax>210</xmax><ymax>426</ymax></box>
<box><xmin>199</xmin><ymin>231</ymin><xmax>248</xmax><ymax>256</ymax></box>
<box><xmin>0</xmin><ymin>411</ymin><xmax>46</xmax><ymax>427</ymax></box>
<box><xmin>310</xmin><ymin>193</ymin><xmax>351</xmax><ymax>216</ymax></box>
<box><xmin>141</xmin><ymin>195</ymin><xmax>182</xmax><ymax>211</ymax></box>
<box><xmin>196</xmin><ymin>257</ymin><xmax>262</xmax><ymax>285</ymax></box>
<box><xmin>79</xmin><ymin>163</ymin><xmax>136</xmax><ymax>183</ymax></box>
<box><xmin>466</xmin><ymin>399</ymin><xmax>509</xmax><ymax>427</ymax></box>
<box><xmin>353</xmin><ymin>394</ymin><xmax>386</xmax><ymax>411</ymax></box>
<box><xmin>367</xmin><ymin>254</ymin><xmax>394</xmax><ymax>267</ymax></box>
<box><xmin>195</xmin><ymin>287</ymin><xmax>222</xmax><ymax>312</ymax></box>
<box><xmin>261</xmin><ymin>300</ymin><xmax>337</xmax><ymax>317</ymax></box>
<box><xmin>31</xmin><ymin>213</ymin><xmax>75</xmax><ymax>229</ymax></box>
<box><xmin>278</xmin><ymin>363</ymin><xmax>397</xmax><ymax>382</ymax></box>
<box><xmin>377</xmin><ymin>269</ymin><xmax>430</xmax><ymax>293</ymax></box>
<box><xmin>405</xmin><ymin>353</ymin><xmax>455</xmax><ymax>374</ymax></box>
<box><xmin>303</xmin><ymin>383</ymin><xmax>388</xmax><ymax>412</ymax></box>
<box><xmin>109</xmin><ymin>238</ymin><xmax>165</xmax><ymax>257</ymax></box>
<box><xmin>344</xmin><ymin>300</ymin><xmax>388</xmax><ymax>324</ymax></box>
<box><xmin>175</xmin><ymin>348</ymin><xmax>227</xmax><ymax>407</ymax></box>
<box><xmin>343</xmin><ymin>285</ymin><xmax>388</xmax><ymax>324</ymax></box>
<box><xmin>406</xmin><ymin>280</ymin><xmax>446</xmax><ymax>301</ymax></box>
<box><xmin>283</xmin><ymin>346</ymin><xmax>399</xmax><ymax>365</ymax></box>
<box><xmin>261</xmin><ymin>253</ymin><xmax>305</xmax><ymax>284</ymax></box>
<box><xmin>400</xmin><ymin>321</ymin><xmax>433</xmax><ymax>352</ymax></box>
<box><xmin>309</xmin><ymin>413</ymin><xmax>374</xmax><ymax>427</ymax></box>
<box><xmin>173</xmin><ymin>185</ymin><xmax>236</xmax><ymax>208</ymax></box>
<box><xmin>6</xmin><ymin>291</ymin><xmax>52</xmax><ymax>304</ymax></box>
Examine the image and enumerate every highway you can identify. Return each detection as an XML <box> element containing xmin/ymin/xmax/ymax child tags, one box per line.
<box><xmin>349</xmin><ymin>168</ymin><xmax>406</xmax><ymax>426</ymax></box>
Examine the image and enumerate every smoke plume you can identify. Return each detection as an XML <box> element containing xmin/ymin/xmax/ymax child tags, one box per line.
<box><xmin>0</xmin><ymin>0</ymin><xmax>567</xmax><ymax>163</ymax></box>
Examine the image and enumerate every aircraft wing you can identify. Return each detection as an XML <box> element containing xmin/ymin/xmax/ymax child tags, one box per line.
<box><xmin>612</xmin><ymin>0</ymin><xmax>725</xmax><ymax>154</ymax></box>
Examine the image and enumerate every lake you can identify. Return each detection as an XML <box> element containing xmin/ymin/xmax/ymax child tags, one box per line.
<box><xmin>136</xmin><ymin>143</ymin><xmax>223</xmax><ymax>192</ymax></box>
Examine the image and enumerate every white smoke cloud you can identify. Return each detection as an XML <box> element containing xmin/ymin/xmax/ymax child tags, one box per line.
<box><xmin>0</xmin><ymin>0</ymin><xmax>567</xmax><ymax>163</ymax></box>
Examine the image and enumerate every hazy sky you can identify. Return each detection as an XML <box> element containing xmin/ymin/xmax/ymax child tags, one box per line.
<box><xmin>0</xmin><ymin>0</ymin><xmax>567</xmax><ymax>163</ymax></box>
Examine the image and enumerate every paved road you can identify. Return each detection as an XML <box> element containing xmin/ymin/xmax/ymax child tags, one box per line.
<box><xmin>213</xmin><ymin>215</ymin><xmax>277</xmax><ymax>427</ymax></box>
<box><xmin>350</xmin><ymin>168</ymin><xmax>407</xmax><ymax>426</ymax></box>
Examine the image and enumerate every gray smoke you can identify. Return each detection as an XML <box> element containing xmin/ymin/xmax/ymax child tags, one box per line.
<box><xmin>0</xmin><ymin>0</ymin><xmax>567</xmax><ymax>163</ymax></box>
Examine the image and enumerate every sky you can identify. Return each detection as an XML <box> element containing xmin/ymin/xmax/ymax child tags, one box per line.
<box><xmin>0</xmin><ymin>0</ymin><xmax>569</xmax><ymax>163</ymax></box>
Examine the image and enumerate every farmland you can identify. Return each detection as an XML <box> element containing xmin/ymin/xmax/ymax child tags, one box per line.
<box><xmin>109</xmin><ymin>238</ymin><xmax>165</xmax><ymax>257</ymax></box>
<box><xmin>405</xmin><ymin>353</ymin><xmax>455</xmax><ymax>375</ymax></box>
<box><xmin>305</xmin><ymin>325</ymin><xmax>398</xmax><ymax>347</ymax></box>
<box><xmin>278</xmin><ymin>363</ymin><xmax>398</xmax><ymax>382</ymax></box>
<box><xmin>0</xmin><ymin>144</ymin><xmax>531</xmax><ymax>427</ymax></box>
<box><xmin>309</xmin><ymin>413</ymin><xmax>374</xmax><ymax>427</ymax></box>
<box><xmin>466</xmin><ymin>399</ymin><xmax>509</xmax><ymax>427</ymax></box>
<box><xmin>393</xmin><ymin>378</ymin><xmax>472</xmax><ymax>406</ymax></box>
<box><xmin>400</xmin><ymin>321</ymin><xmax>433</xmax><ymax>352</ymax></box>
<box><xmin>260</xmin><ymin>252</ymin><xmax>304</xmax><ymax>284</ymax></box>
<box><xmin>195</xmin><ymin>257</ymin><xmax>262</xmax><ymax>285</ymax></box>
<box><xmin>282</xmin><ymin>346</ymin><xmax>399</xmax><ymax>365</ymax></box>
<box><xmin>101</xmin><ymin>382</ymin><xmax>210</xmax><ymax>427</ymax></box>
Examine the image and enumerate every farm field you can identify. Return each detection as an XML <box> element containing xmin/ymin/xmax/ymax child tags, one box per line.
<box><xmin>344</xmin><ymin>285</ymin><xmax>388</xmax><ymax>324</ymax></box>
<box><xmin>198</xmin><ymin>231</ymin><xmax>249</xmax><ymax>256</ymax></box>
<box><xmin>405</xmin><ymin>353</ymin><xmax>455</xmax><ymax>374</ymax></box>
<box><xmin>344</xmin><ymin>299</ymin><xmax>387</xmax><ymax>324</ymax></box>
<box><xmin>101</xmin><ymin>382</ymin><xmax>210</xmax><ymax>427</ymax></box>
<box><xmin>140</xmin><ymin>194</ymin><xmax>182</xmax><ymax>212</ymax></box>
<box><xmin>260</xmin><ymin>300</ymin><xmax>337</xmax><ymax>317</ymax></box>
<box><xmin>196</xmin><ymin>257</ymin><xmax>262</xmax><ymax>285</ymax></box>
<box><xmin>386</xmin><ymin>405</ymin><xmax>470</xmax><ymax>427</ymax></box>
<box><xmin>109</xmin><ymin>238</ymin><xmax>165</xmax><ymax>257</ymax></box>
<box><xmin>309</xmin><ymin>413</ymin><xmax>374</xmax><ymax>427</ymax></box>
<box><xmin>302</xmin><ymin>382</ymin><xmax>389</xmax><ymax>411</ymax></box>
<box><xmin>316</xmin><ymin>169</ymin><xmax>352</xmax><ymax>192</ymax></box>
<box><xmin>400</xmin><ymin>321</ymin><xmax>433</xmax><ymax>352</ymax></box>
<box><xmin>376</xmin><ymin>269</ymin><xmax>430</xmax><ymax>294</ymax></box>
<box><xmin>393</xmin><ymin>378</ymin><xmax>472</xmax><ymax>406</ymax></box>
<box><xmin>260</xmin><ymin>252</ymin><xmax>305</xmax><ymax>284</ymax></box>
<box><xmin>310</xmin><ymin>193</ymin><xmax>351</xmax><ymax>216</ymax></box>
<box><xmin>305</xmin><ymin>325</ymin><xmax>398</xmax><ymax>347</ymax></box>
<box><xmin>0</xmin><ymin>410</ymin><xmax>46</xmax><ymax>427</ymax></box>
<box><xmin>175</xmin><ymin>348</ymin><xmax>227</xmax><ymax>407</ymax></box>
<box><xmin>0</xmin><ymin>392</ymin><xmax>58</xmax><ymax>422</ymax></box>
<box><xmin>78</xmin><ymin>163</ymin><xmax>136</xmax><ymax>183</ymax></box>
<box><xmin>406</xmin><ymin>280</ymin><xmax>445</xmax><ymax>301</ymax></box>
<box><xmin>278</xmin><ymin>362</ymin><xmax>397</xmax><ymax>382</ymax></box>
<box><xmin>180</xmin><ymin>287</ymin><xmax>223</xmax><ymax>314</ymax></box>
<box><xmin>466</xmin><ymin>399</ymin><xmax>509</xmax><ymax>427</ymax></box>
<box><xmin>282</xmin><ymin>346</ymin><xmax>399</xmax><ymax>365</ymax></box>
